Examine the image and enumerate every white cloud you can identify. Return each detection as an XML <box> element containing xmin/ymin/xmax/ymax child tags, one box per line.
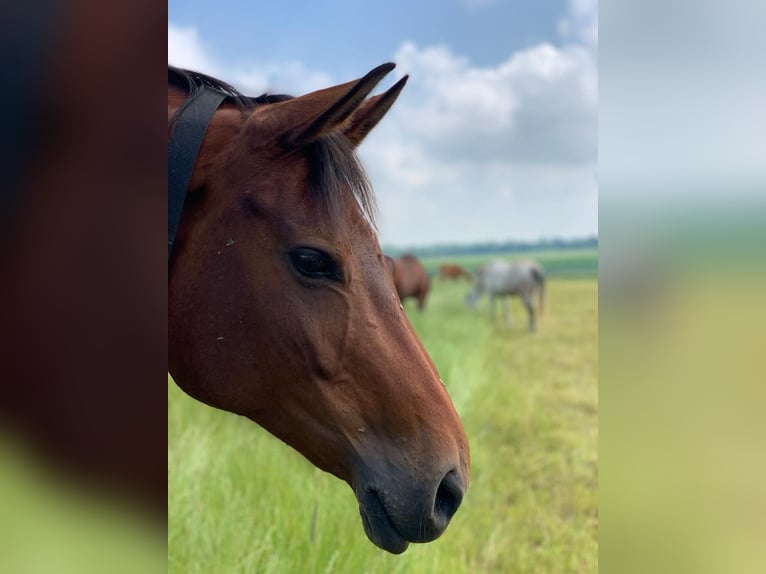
<box><xmin>168</xmin><ymin>24</ymin><xmax>218</xmax><ymax>74</ymax></box>
<box><xmin>383</xmin><ymin>41</ymin><xmax>596</xmax><ymax>166</ymax></box>
<box><xmin>558</xmin><ymin>0</ymin><xmax>598</xmax><ymax>47</ymax></box>
<box><xmin>354</xmin><ymin>38</ymin><xmax>597</xmax><ymax>244</ymax></box>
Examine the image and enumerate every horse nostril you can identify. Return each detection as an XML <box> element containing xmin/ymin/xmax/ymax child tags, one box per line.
<box><xmin>434</xmin><ymin>470</ymin><xmax>464</xmax><ymax>521</ymax></box>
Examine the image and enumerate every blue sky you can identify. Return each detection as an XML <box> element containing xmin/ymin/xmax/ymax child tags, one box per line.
<box><xmin>168</xmin><ymin>0</ymin><xmax>569</xmax><ymax>73</ymax></box>
<box><xmin>169</xmin><ymin>0</ymin><xmax>597</xmax><ymax>246</ymax></box>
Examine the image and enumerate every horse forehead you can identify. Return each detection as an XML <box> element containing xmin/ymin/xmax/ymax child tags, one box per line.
<box><xmin>253</xmin><ymin>187</ymin><xmax>378</xmax><ymax>248</ymax></box>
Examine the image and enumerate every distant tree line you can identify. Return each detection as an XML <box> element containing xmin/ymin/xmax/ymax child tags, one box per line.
<box><xmin>383</xmin><ymin>235</ymin><xmax>598</xmax><ymax>259</ymax></box>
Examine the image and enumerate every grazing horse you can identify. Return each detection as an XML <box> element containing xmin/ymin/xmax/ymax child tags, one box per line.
<box><xmin>390</xmin><ymin>254</ymin><xmax>430</xmax><ymax>310</ymax></box>
<box><xmin>168</xmin><ymin>64</ymin><xmax>469</xmax><ymax>554</ymax></box>
<box><xmin>439</xmin><ymin>263</ymin><xmax>472</xmax><ymax>281</ymax></box>
<box><xmin>465</xmin><ymin>259</ymin><xmax>545</xmax><ymax>332</ymax></box>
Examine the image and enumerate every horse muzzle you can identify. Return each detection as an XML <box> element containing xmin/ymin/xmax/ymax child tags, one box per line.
<box><xmin>354</xmin><ymin>468</ymin><xmax>467</xmax><ymax>554</ymax></box>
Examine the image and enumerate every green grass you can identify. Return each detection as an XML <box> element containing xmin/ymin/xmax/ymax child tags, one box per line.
<box><xmin>169</xmin><ymin>277</ymin><xmax>598</xmax><ymax>573</ymax></box>
<box><xmin>417</xmin><ymin>248</ymin><xmax>598</xmax><ymax>279</ymax></box>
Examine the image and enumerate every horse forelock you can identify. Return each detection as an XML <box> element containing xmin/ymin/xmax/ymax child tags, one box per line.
<box><xmin>303</xmin><ymin>132</ymin><xmax>378</xmax><ymax>233</ymax></box>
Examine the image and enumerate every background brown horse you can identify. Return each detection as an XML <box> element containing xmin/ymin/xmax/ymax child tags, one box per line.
<box><xmin>390</xmin><ymin>254</ymin><xmax>431</xmax><ymax>310</ymax></box>
<box><xmin>168</xmin><ymin>65</ymin><xmax>469</xmax><ymax>554</ymax></box>
<box><xmin>439</xmin><ymin>263</ymin><xmax>472</xmax><ymax>281</ymax></box>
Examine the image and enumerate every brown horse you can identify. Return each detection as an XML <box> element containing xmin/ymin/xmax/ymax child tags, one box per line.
<box><xmin>439</xmin><ymin>263</ymin><xmax>472</xmax><ymax>281</ymax></box>
<box><xmin>390</xmin><ymin>254</ymin><xmax>431</xmax><ymax>310</ymax></box>
<box><xmin>168</xmin><ymin>64</ymin><xmax>469</xmax><ymax>554</ymax></box>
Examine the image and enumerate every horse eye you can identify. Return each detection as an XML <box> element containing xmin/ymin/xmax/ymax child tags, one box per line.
<box><xmin>289</xmin><ymin>248</ymin><xmax>341</xmax><ymax>281</ymax></box>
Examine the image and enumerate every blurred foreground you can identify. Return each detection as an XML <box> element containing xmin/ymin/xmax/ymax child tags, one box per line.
<box><xmin>601</xmin><ymin>0</ymin><xmax>765</xmax><ymax>568</ymax></box>
<box><xmin>600</xmin><ymin>215</ymin><xmax>766</xmax><ymax>573</ymax></box>
<box><xmin>1</xmin><ymin>2</ymin><xmax>166</xmax><ymax>573</ymax></box>
<box><xmin>0</xmin><ymin>434</ymin><xmax>165</xmax><ymax>574</ymax></box>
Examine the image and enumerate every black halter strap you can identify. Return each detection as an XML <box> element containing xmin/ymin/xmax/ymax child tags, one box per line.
<box><xmin>167</xmin><ymin>86</ymin><xmax>227</xmax><ymax>260</ymax></box>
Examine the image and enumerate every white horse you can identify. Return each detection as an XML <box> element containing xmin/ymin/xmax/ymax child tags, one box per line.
<box><xmin>465</xmin><ymin>260</ymin><xmax>545</xmax><ymax>331</ymax></box>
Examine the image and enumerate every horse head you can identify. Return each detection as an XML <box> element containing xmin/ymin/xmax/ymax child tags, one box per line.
<box><xmin>168</xmin><ymin>64</ymin><xmax>470</xmax><ymax>553</ymax></box>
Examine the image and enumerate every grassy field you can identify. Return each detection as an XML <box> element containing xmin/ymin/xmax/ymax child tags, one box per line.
<box><xmin>168</xmin><ymin>260</ymin><xmax>598</xmax><ymax>573</ymax></box>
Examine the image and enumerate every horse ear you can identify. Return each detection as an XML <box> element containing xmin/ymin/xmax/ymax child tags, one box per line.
<box><xmin>343</xmin><ymin>75</ymin><xmax>408</xmax><ymax>147</ymax></box>
<box><xmin>250</xmin><ymin>63</ymin><xmax>397</xmax><ymax>148</ymax></box>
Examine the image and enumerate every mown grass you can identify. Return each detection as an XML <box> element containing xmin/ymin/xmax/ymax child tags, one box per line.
<box><xmin>168</xmin><ymin>276</ymin><xmax>598</xmax><ymax>573</ymax></box>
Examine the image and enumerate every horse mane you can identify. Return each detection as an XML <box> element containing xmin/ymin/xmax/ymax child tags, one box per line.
<box><xmin>168</xmin><ymin>66</ymin><xmax>377</xmax><ymax>230</ymax></box>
